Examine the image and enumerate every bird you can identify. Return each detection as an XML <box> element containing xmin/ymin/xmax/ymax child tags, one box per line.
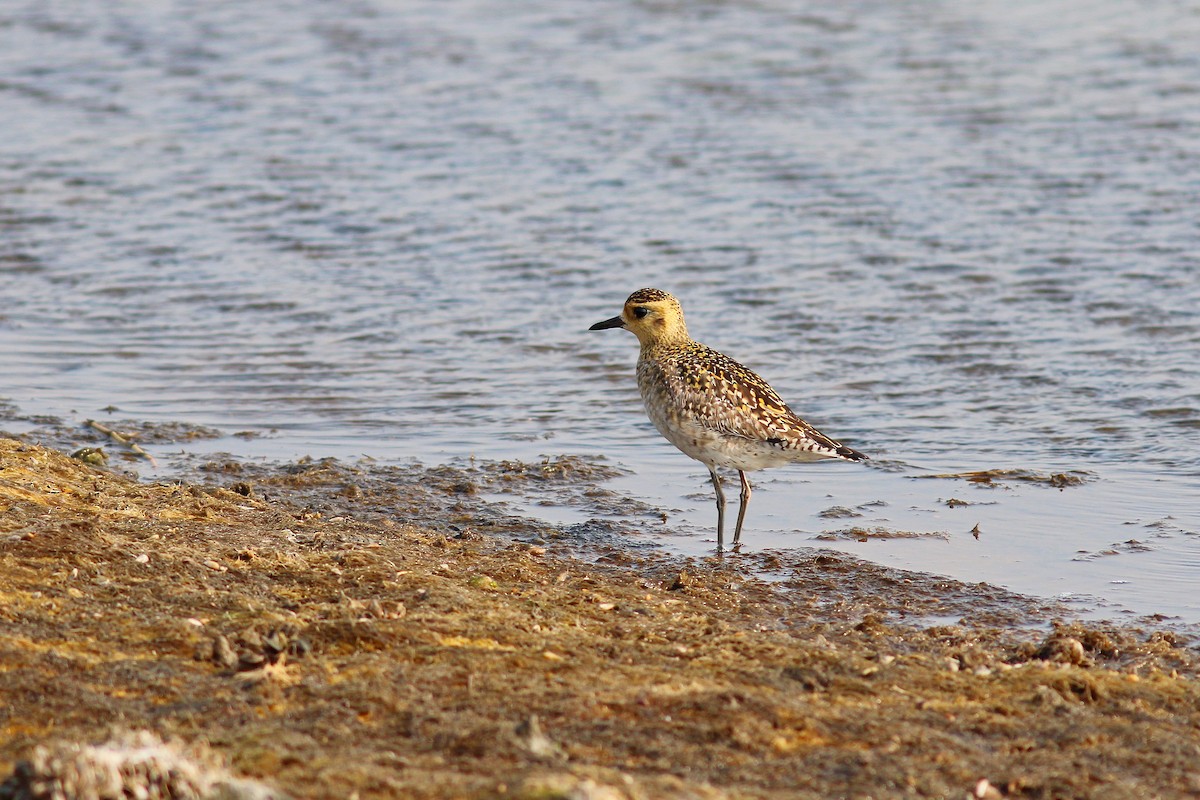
<box><xmin>590</xmin><ymin>288</ymin><xmax>867</xmax><ymax>550</ymax></box>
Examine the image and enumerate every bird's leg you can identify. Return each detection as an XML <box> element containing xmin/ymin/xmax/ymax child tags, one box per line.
<box><xmin>734</xmin><ymin>470</ymin><xmax>752</xmax><ymax>547</ymax></box>
<box><xmin>708</xmin><ymin>466</ymin><xmax>726</xmax><ymax>551</ymax></box>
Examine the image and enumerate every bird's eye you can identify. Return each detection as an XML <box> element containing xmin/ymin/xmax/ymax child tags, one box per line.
<box><xmin>632</xmin><ymin>306</ymin><xmax>650</xmax><ymax>319</ymax></box>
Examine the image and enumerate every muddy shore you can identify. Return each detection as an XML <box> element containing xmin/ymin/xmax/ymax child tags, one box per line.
<box><xmin>2</xmin><ymin>435</ymin><xmax>1199</xmax><ymax>799</ymax></box>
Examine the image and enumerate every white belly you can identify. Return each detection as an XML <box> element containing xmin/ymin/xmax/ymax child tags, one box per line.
<box><xmin>642</xmin><ymin>396</ymin><xmax>798</xmax><ymax>471</ymax></box>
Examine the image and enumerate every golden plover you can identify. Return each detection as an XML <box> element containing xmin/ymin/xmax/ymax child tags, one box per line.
<box><xmin>590</xmin><ymin>288</ymin><xmax>868</xmax><ymax>549</ymax></box>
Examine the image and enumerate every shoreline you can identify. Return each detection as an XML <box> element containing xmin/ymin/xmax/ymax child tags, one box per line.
<box><xmin>2</xmin><ymin>435</ymin><xmax>1199</xmax><ymax>798</ymax></box>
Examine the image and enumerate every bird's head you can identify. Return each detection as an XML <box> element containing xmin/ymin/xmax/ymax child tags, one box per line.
<box><xmin>589</xmin><ymin>288</ymin><xmax>689</xmax><ymax>346</ymax></box>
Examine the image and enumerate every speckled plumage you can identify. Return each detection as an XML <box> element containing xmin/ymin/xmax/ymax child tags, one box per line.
<box><xmin>590</xmin><ymin>288</ymin><xmax>867</xmax><ymax>548</ymax></box>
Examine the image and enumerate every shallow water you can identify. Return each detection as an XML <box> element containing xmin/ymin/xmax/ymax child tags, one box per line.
<box><xmin>2</xmin><ymin>0</ymin><xmax>1198</xmax><ymax>619</ymax></box>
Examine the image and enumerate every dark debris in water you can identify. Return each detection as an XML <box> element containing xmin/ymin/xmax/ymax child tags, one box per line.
<box><xmin>1074</xmin><ymin>539</ymin><xmax>1156</xmax><ymax>561</ymax></box>
<box><xmin>918</xmin><ymin>468</ymin><xmax>1095</xmax><ymax>488</ymax></box>
<box><xmin>4</xmin><ymin>412</ymin><xmax>223</xmax><ymax>473</ymax></box>
<box><xmin>818</xmin><ymin>505</ymin><xmax>862</xmax><ymax>519</ymax></box>
<box><xmin>943</xmin><ymin>496</ymin><xmax>1000</xmax><ymax>508</ymax></box>
<box><xmin>1134</xmin><ymin>516</ymin><xmax>1197</xmax><ymax>537</ymax></box>
<box><xmin>1076</xmin><ymin>517</ymin><xmax>1199</xmax><ymax>560</ymax></box>
<box><xmin>84</xmin><ymin>418</ymin><xmax>224</xmax><ymax>444</ymax></box>
<box><xmin>493</xmin><ymin>455</ymin><xmax>626</xmax><ymax>483</ymax></box>
<box><xmin>814</xmin><ymin>526</ymin><xmax>950</xmax><ymax>542</ymax></box>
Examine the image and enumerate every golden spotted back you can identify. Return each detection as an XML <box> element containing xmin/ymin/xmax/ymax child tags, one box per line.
<box><xmin>638</xmin><ymin>339</ymin><xmax>859</xmax><ymax>459</ymax></box>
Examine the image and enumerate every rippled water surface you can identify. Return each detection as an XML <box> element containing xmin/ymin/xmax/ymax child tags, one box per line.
<box><xmin>3</xmin><ymin>0</ymin><xmax>1198</xmax><ymax>619</ymax></box>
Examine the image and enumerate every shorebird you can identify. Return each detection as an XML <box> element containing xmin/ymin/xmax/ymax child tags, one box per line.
<box><xmin>590</xmin><ymin>288</ymin><xmax>867</xmax><ymax>549</ymax></box>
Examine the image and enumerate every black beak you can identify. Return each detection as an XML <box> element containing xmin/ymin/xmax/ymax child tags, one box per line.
<box><xmin>589</xmin><ymin>315</ymin><xmax>625</xmax><ymax>331</ymax></box>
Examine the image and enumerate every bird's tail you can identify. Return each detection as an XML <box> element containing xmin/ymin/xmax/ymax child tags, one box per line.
<box><xmin>834</xmin><ymin>443</ymin><xmax>868</xmax><ymax>462</ymax></box>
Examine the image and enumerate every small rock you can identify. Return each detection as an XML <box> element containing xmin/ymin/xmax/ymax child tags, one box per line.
<box><xmin>1031</xmin><ymin>684</ymin><xmax>1069</xmax><ymax>708</ymax></box>
<box><xmin>1035</xmin><ymin>636</ymin><xmax>1089</xmax><ymax>666</ymax></box>
<box><xmin>514</xmin><ymin>715</ymin><xmax>565</xmax><ymax>760</ymax></box>
<box><xmin>212</xmin><ymin>635</ymin><xmax>238</xmax><ymax>669</ymax></box>
<box><xmin>237</xmin><ymin>651</ymin><xmax>267</xmax><ymax>672</ymax></box>
<box><xmin>70</xmin><ymin>447</ymin><xmax>107</xmax><ymax>466</ymax></box>
<box><xmin>261</xmin><ymin>630</ymin><xmax>287</xmax><ymax>658</ymax></box>
<box><xmin>238</xmin><ymin>630</ymin><xmax>263</xmax><ymax>651</ymax></box>
<box><xmin>362</xmin><ymin>600</ymin><xmax>408</xmax><ymax>621</ymax></box>
<box><xmin>854</xmin><ymin>614</ymin><xmax>887</xmax><ymax>635</ymax></box>
<box><xmin>974</xmin><ymin>778</ymin><xmax>1003</xmax><ymax>799</ymax></box>
<box><xmin>469</xmin><ymin>575</ymin><xmax>500</xmax><ymax>591</ymax></box>
<box><xmin>287</xmin><ymin>638</ymin><xmax>312</xmax><ymax>659</ymax></box>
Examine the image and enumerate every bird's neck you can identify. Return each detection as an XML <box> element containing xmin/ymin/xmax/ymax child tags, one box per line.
<box><xmin>635</xmin><ymin>320</ymin><xmax>690</xmax><ymax>349</ymax></box>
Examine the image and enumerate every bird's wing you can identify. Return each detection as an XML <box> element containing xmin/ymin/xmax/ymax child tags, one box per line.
<box><xmin>666</xmin><ymin>344</ymin><xmax>865</xmax><ymax>460</ymax></box>
<box><xmin>666</xmin><ymin>345</ymin><xmax>795</xmax><ymax>438</ymax></box>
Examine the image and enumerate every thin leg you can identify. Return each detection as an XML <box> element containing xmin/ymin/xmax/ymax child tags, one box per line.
<box><xmin>734</xmin><ymin>470</ymin><xmax>752</xmax><ymax>546</ymax></box>
<box><xmin>708</xmin><ymin>466</ymin><xmax>726</xmax><ymax>551</ymax></box>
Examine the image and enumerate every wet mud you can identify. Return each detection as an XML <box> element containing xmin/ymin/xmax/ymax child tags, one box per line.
<box><xmin>3</xmin><ymin>435</ymin><xmax>1200</xmax><ymax>799</ymax></box>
